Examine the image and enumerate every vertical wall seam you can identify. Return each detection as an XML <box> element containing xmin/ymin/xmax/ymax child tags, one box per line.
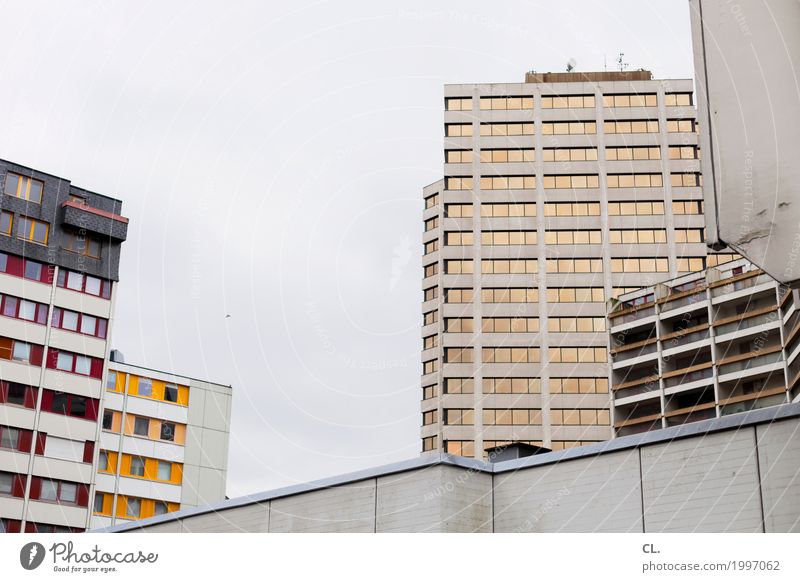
<box><xmin>638</xmin><ymin>447</ymin><xmax>646</xmax><ymax>533</ymax></box>
<box><xmin>753</xmin><ymin>425</ymin><xmax>766</xmax><ymax>533</ymax></box>
<box><xmin>373</xmin><ymin>477</ymin><xmax>378</xmax><ymax>533</ymax></box>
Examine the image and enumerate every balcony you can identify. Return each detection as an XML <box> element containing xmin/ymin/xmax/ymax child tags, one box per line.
<box><xmin>714</xmin><ymin>308</ymin><xmax>780</xmax><ymax>337</ymax></box>
<box><xmin>61</xmin><ymin>200</ymin><xmax>128</xmax><ymax>241</ymax></box>
<box><xmin>711</xmin><ymin>272</ymin><xmax>773</xmax><ymax>299</ymax></box>
<box><xmin>717</xmin><ymin>348</ymin><xmax>783</xmax><ymax>377</ymax></box>
<box><xmin>662</xmin><ymin>362</ymin><xmax>714</xmax><ymax>389</ymax></box>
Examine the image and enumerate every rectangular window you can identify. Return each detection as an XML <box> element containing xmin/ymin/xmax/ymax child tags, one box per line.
<box><xmin>444</xmin><ymin>378</ymin><xmax>474</xmax><ymax>394</ymax></box>
<box><xmin>480</xmin><ymin>231</ymin><xmax>537</xmax><ymax>245</ymax></box>
<box><xmin>16</xmin><ymin>217</ymin><xmax>49</xmax><ymax>245</ymax></box>
<box><xmin>481</xmin><ymin>347</ymin><xmax>540</xmax><ymax>363</ymax></box>
<box><xmin>542</xmin><ymin>148</ymin><xmax>598</xmax><ymax>162</ymax></box>
<box><xmin>541</xmin><ymin>95</ymin><xmax>594</xmax><ymax>108</ymax></box>
<box><xmin>445</xmin><ymin>97</ymin><xmax>472</xmax><ymax>111</ymax></box>
<box><xmin>608</xmin><ymin>201</ymin><xmax>665</xmax><ymax>215</ymax></box>
<box><xmin>94</xmin><ymin>493</ymin><xmax>105</xmax><ymax>513</ymax></box>
<box><xmin>0</xmin><ymin>472</ymin><xmax>13</xmax><ymax>495</ymax></box>
<box><xmin>164</xmin><ymin>384</ymin><xmax>179</xmax><ymax>403</ymax></box>
<box><xmin>4</xmin><ymin>172</ymin><xmax>44</xmax><ymax>203</ymax></box>
<box><xmin>160</xmin><ymin>422</ymin><xmax>175</xmax><ymax>442</ymax></box>
<box><xmin>138</xmin><ymin>378</ymin><xmax>153</xmax><ymax>397</ymax></box>
<box><xmin>481</xmin><ymin>288</ymin><xmax>538</xmax><ymax>303</ymax></box>
<box><xmin>604</xmin><ymin>120</ymin><xmax>659</xmax><ymax>133</ymax></box>
<box><xmin>606</xmin><ymin>146</ymin><xmax>661</xmax><ymax>160</ymax></box>
<box><xmin>445</xmin><ymin>124</ymin><xmax>473</xmax><ymax>137</ymax></box>
<box><xmin>444</xmin><ymin>260</ymin><xmax>474</xmax><ymax>274</ymax></box>
<box><xmin>57</xmin><ymin>269</ymin><xmax>112</xmax><ymax>298</ymax></box>
<box><xmin>602</xmin><ymin>94</ymin><xmax>658</xmax><ymax>107</ymax></box>
<box><xmin>542</xmin><ymin>175</ymin><xmax>599</xmax><ymax>189</ymax></box>
<box><xmin>543</xmin><ymin>202</ymin><xmax>601</xmax><ymax>216</ymax></box>
<box><xmin>444</xmin><ymin>409</ymin><xmax>474</xmax><ymax>425</ymax></box>
<box><xmin>541</xmin><ymin>121</ymin><xmax>596</xmax><ymax>135</ymax></box>
<box><xmin>445</xmin><ymin>150</ymin><xmax>474</xmax><ymax>164</ymax></box>
<box><xmin>445</xmin><ymin>176</ymin><xmax>473</xmax><ymax>190</ymax></box>
<box><xmin>422</xmin><ymin>410</ymin><xmax>437</xmax><ymax>426</ymax></box>
<box><xmin>157</xmin><ymin>461</ymin><xmax>172</xmax><ymax>481</ymax></box>
<box><xmin>63</xmin><ymin>231</ymin><xmax>101</xmax><ymax>258</ymax></box>
<box><xmin>479</xmin><ymin>123</ymin><xmax>534</xmax><ymax>136</ymax></box>
<box><xmin>479</xmin><ymin>149</ymin><xmax>535</xmax><ymax>163</ymax></box>
<box><xmin>479</xmin><ymin>96</ymin><xmax>533</xmax><ymax>110</ymax></box>
<box><xmin>607</xmin><ymin>174</ymin><xmax>664</xmax><ymax>188</ymax></box>
<box><xmin>106</xmin><ymin>371</ymin><xmax>117</xmax><ymax>391</ymax></box>
<box><xmin>102</xmin><ymin>411</ymin><xmax>113</xmax><ymax>430</ymax></box>
<box><xmin>479</xmin><ymin>176</ymin><xmax>536</xmax><ymax>190</ymax></box>
<box><xmin>445</xmin><ymin>203</ymin><xmax>474</xmax><ymax>218</ymax></box>
<box><xmin>0</xmin><ymin>211</ymin><xmax>12</xmax><ymax>236</ymax></box>
<box><xmin>481</xmin><ymin>259</ymin><xmax>537</xmax><ymax>274</ymax></box>
<box><xmin>126</xmin><ymin>498</ymin><xmax>141</xmax><ymax>518</ymax></box>
<box><xmin>133</xmin><ymin>418</ymin><xmax>149</xmax><ymax>436</ymax></box>
<box><xmin>39</xmin><ymin>479</ymin><xmax>58</xmax><ymax>501</ymax></box>
<box><xmin>0</xmin><ymin>427</ymin><xmax>20</xmax><ymax>450</ymax></box>
<box><xmin>544</xmin><ymin>230</ymin><xmax>602</xmax><ymax>245</ymax></box>
<box><xmin>480</xmin><ymin>203</ymin><xmax>536</xmax><ymax>217</ymax></box>
<box><xmin>130</xmin><ymin>456</ymin><xmax>146</xmax><ymax>477</ymax></box>
<box><xmin>154</xmin><ymin>501</ymin><xmax>169</xmax><ymax>516</ymax></box>
<box><xmin>98</xmin><ymin>451</ymin><xmax>108</xmax><ymax>471</ymax></box>
<box><xmin>444</xmin><ymin>318</ymin><xmax>473</xmax><ymax>333</ymax></box>
<box><xmin>483</xmin><ymin>378</ymin><xmax>540</xmax><ymax>394</ymax></box>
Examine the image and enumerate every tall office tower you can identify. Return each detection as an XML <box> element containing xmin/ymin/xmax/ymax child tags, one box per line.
<box><xmin>609</xmin><ymin>257</ymin><xmax>799</xmax><ymax>436</ymax></box>
<box><xmin>0</xmin><ymin>159</ymin><xmax>127</xmax><ymax>532</ymax></box>
<box><xmin>90</xmin><ymin>355</ymin><xmax>232</xmax><ymax>529</ymax></box>
<box><xmin>420</xmin><ymin>71</ymin><xmax>739</xmax><ymax>458</ymax></box>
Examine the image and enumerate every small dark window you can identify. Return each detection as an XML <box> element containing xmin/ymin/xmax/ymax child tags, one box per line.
<box><xmin>70</xmin><ymin>396</ymin><xmax>87</xmax><ymax>418</ymax></box>
<box><xmin>52</xmin><ymin>392</ymin><xmax>68</xmax><ymax>414</ymax></box>
<box><xmin>164</xmin><ymin>385</ymin><xmax>178</xmax><ymax>403</ymax></box>
<box><xmin>160</xmin><ymin>422</ymin><xmax>175</xmax><ymax>442</ymax></box>
<box><xmin>102</xmin><ymin>411</ymin><xmax>112</xmax><ymax>430</ymax></box>
<box><xmin>7</xmin><ymin>384</ymin><xmax>25</xmax><ymax>406</ymax></box>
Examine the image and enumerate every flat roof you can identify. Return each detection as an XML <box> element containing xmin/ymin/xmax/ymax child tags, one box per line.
<box><xmin>97</xmin><ymin>401</ymin><xmax>800</xmax><ymax>532</ymax></box>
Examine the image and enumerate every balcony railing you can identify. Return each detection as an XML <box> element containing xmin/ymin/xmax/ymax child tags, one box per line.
<box><xmin>715</xmin><ymin>309</ymin><xmax>780</xmax><ymax>337</ymax></box>
<box><xmin>717</xmin><ymin>349</ymin><xmax>783</xmax><ymax>376</ymax></box>
<box><xmin>612</xmin><ymin>341</ymin><xmax>659</xmax><ymax>363</ymax></box>
<box><xmin>662</xmin><ymin>364</ymin><xmax>713</xmax><ymax>388</ymax></box>
<box><xmin>711</xmin><ymin>272</ymin><xmax>774</xmax><ymax>298</ymax></box>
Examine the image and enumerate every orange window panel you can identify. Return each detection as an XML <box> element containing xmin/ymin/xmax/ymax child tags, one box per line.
<box><xmin>173</xmin><ymin>423</ymin><xmax>186</xmax><ymax>445</ymax></box>
<box><xmin>171</xmin><ymin>463</ymin><xmax>183</xmax><ymax>485</ymax></box>
<box><xmin>111</xmin><ymin>412</ymin><xmax>122</xmax><ymax>433</ymax></box>
<box><xmin>177</xmin><ymin>385</ymin><xmax>190</xmax><ymax>406</ymax></box>
<box><xmin>168</xmin><ymin>502</ymin><xmax>180</xmax><ymax>513</ymax></box>
<box><xmin>119</xmin><ymin>453</ymin><xmax>132</xmax><ymax>476</ymax></box>
<box><xmin>144</xmin><ymin>459</ymin><xmax>159</xmax><ymax>481</ymax></box>
<box><xmin>147</xmin><ymin>420</ymin><xmax>161</xmax><ymax>441</ymax></box>
<box><xmin>101</xmin><ymin>451</ymin><xmax>119</xmax><ymax>473</ymax></box>
<box><xmin>152</xmin><ymin>380</ymin><xmax>166</xmax><ymax>401</ymax></box>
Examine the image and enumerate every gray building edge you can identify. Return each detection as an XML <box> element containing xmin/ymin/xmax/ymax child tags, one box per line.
<box><xmin>99</xmin><ymin>402</ymin><xmax>800</xmax><ymax>533</ymax></box>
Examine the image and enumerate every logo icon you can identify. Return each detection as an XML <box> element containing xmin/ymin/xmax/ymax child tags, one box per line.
<box><xmin>20</xmin><ymin>542</ymin><xmax>46</xmax><ymax>570</ymax></box>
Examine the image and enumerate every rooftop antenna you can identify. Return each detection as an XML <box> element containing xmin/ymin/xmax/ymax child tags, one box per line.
<box><xmin>604</xmin><ymin>54</ymin><xmax>607</xmax><ymax>71</ymax></box>
<box><xmin>566</xmin><ymin>58</ymin><xmax>576</xmax><ymax>72</ymax></box>
<box><xmin>617</xmin><ymin>52</ymin><xmax>629</xmax><ymax>72</ymax></box>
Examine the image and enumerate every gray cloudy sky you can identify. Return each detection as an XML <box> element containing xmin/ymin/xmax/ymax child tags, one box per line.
<box><xmin>0</xmin><ymin>0</ymin><xmax>694</xmax><ymax>496</ymax></box>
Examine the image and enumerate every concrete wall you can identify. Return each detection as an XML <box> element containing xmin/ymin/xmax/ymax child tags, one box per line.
<box><xmin>112</xmin><ymin>404</ymin><xmax>800</xmax><ymax>533</ymax></box>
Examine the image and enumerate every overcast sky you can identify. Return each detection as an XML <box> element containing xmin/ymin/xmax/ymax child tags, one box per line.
<box><xmin>0</xmin><ymin>0</ymin><xmax>695</xmax><ymax>497</ymax></box>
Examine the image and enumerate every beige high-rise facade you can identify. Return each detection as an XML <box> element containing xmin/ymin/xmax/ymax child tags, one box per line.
<box><xmin>420</xmin><ymin>70</ymin><xmax>739</xmax><ymax>458</ymax></box>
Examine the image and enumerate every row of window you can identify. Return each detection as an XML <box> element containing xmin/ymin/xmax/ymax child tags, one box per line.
<box><xmin>0</xmin><ymin>211</ymin><xmax>49</xmax><ymax>245</ymax></box>
<box><xmin>445</xmin><ymin>93</ymin><xmax>691</xmax><ymax>111</ymax></box>
<box><xmin>0</xmin><ymin>251</ymin><xmax>113</xmax><ymax>297</ymax></box>
<box><xmin>439</xmin><ymin>346</ymin><xmax>608</xmax><ymax>365</ymax></box>
<box><xmin>94</xmin><ymin>492</ymin><xmax>179</xmax><ymax>520</ymax></box>
<box><xmin>102</xmin><ymin>410</ymin><xmax>186</xmax><ymax>444</ymax></box>
<box><xmin>98</xmin><ymin>451</ymin><xmax>182</xmax><ymax>484</ymax></box>
<box><xmin>0</xmin><ymin>297</ymin><xmax>110</xmax><ymax>339</ymax></box>
<box><xmin>433</xmin><ymin>200</ymin><xmax>702</xmax><ymax>217</ymax></box>
<box><xmin>446</xmin><ymin>145</ymin><xmax>699</xmax><ymax>163</ymax></box>
<box><xmin>446</xmin><ymin>119</ymin><xmax>696</xmax><ymax>137</ymax></box>
<box><xmin>0</xmin><ymin>383</ymin><xmax>101</xmax><ymax>422</ymax></box>
<box><xmin>481</xmin><ymin>317</ymin><xmax>539</xmax><ymax>333</ymax></box>
<box><xmin>440</xmin><ymin>407</ymin><xmax>611</xmax><ymax>426</ymax></box>
<box><xmin>445</xmin><ymin>173</ymin><xmax>700</xmax><ymax>191</ymax></box>
<box><xmin>436</xmin><ymin>255</ymin><xmax>717</xmax><ymax>277</ymax></box>
<box><xmin>106</xmin><ymin>371</ymin><xmax>189</xmax><ymax>405</ymax></box>
<box><xmin>0</xmin><ymin>472</ymin><xmax>90</xmax><ymax>507</ymax></box>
